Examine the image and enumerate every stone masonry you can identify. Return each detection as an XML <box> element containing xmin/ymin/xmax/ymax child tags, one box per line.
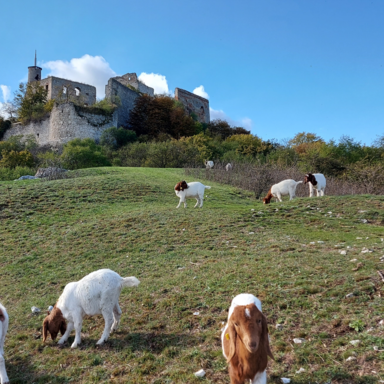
<box><xmin>4</xmin><ymin>103</ymin><xmax>116</xmax><ymax>146</ymax></box>
<box><xmin>4</xmin><ymin>58</ymin><xmax>212</xmax><ymax>146</ymax></box>
<box><xmin>110</xmin><ymin>73</ymin><xmax>155</xmax><ymax>96</ymax></box>
<box><xmin>175</xmin><ymin>88</ymin><xmax>210</xmax><ymax>124</ymax></box>
<box><xmin>105</xmin><ymin>77</ymin><xmax>143</xmax><ymax>128</ymax></box>
<box><xmin>39</xmin><ymin>76</ymin><xmax>96</xmax><ymax>106</ymax></box>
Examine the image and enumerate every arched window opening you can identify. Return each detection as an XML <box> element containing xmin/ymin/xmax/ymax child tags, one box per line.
<box><xmin>63</xmin><ymin>86</ymin><xmax>67</xmax><ymax>94</ymax></box>
<box><xmin>75</xmin><ymin>87</ymin><xmax>81</xmax><ymax>96</ymax></box>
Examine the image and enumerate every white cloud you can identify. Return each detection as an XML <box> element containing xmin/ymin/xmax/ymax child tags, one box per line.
<box><xmin>0</xmin><ymin>85</ymin><xmax>11</xmax><ymax>118</ymax></box>
<box><xmin>193</xmin><ymin>85</ymin><xmax>209</xmax><ymax>99</ymax></box>
<box><xmin>138</xmin><ymin>72</ymin><xmax>170</xmax><ymax>95</ymax></box>
<box><xmin>1</xmin><ymin>85</ymin><xmax>11</xmax><ymax>102</ymax></box>
<box><xmin>210</xmin><ymin>107</ymin><xmax>253</xmax><ymax>131</ymax></box>
<box><xmin>42</xmin><ymin>55</ymin><xmax>116</xmax><ymax>98</ymax></box>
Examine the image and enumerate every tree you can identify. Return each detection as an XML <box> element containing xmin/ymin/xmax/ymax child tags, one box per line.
<box><xmin>127</xmin><ymin>94</ymin><xmax>199</xmax><ymax>139</ymax></box>
<box><xmin>14</xmin><ymin>82</ymin><xmax>48</xmax><ymax>123</ymax></box>
<box><xmin>1</xmin><ymin>102</ymin><xmax>17</xmax><ymax>120</ymax></box>
<box><xmin>288</xmin><ymin>132</ymin><xmax>323</xmax><ymax>147</ymax></box>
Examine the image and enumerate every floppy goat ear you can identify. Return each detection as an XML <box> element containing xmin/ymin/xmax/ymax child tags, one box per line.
<box><xmin>175</xmin><ymin>182</ymin><xmax>181</xmax><ymax>191</ymax></box>
<box><xmin>60</xmin><ymin>319</ymin><xmax>67</xmax><ymax>336</ymax></box>
<box><xmin>225</xmin><ymin>321</ymin><xmax>237</xmax><ymax>363</ymax></box>
<box><xmin>42</xmin><ymin>318</ymin><xmax>49</xmax><ymax>342</ymax></box>
<box><xmin>261</xmin><ymin>313</ymin><xmax>274</xmax><ymax>360</ymax></box>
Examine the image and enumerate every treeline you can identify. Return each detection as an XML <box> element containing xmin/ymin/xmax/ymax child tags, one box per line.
<box><xmin>0</xmin><ymin>86</ymin><xmax>383</xmax><ymax>186</ymax></box>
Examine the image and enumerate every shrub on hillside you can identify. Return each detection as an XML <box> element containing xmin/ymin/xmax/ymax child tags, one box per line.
<box><xmin>0</xmin><ymin>150</ymin><xmax>35</xmax><ymax>168</ymax></box>
<box><xmin>0</xmin><ymin>166</ymin><xmax>37</xmax><ymax>181</ymax></box>
<box><xmin>100</xmin><ymin>127</ymin><xmax>137</xmax><ymax>149</ymax></box>
<box><xmin>61</xmin><ymin>138</ymin><xmax>111</xmax><ymax>170</ymax></box>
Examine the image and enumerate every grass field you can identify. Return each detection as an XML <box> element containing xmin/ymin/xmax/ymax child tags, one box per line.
<box><xmin>1</xmin><ymin>167</ymin><xmax>384</xmax><ymax>384</ymax></box>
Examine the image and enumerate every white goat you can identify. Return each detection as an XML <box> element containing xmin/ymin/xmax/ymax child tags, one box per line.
<box><xmin>0</xmin><ymin>303</ymin><xmax>9</xmax><ymax>384</ymax></box>
<box><xmin>174</xmin><ymin>181</ymin><xmax>211</xmax><ymax>208</ymax></box>
<box><xmin>263</xmin><ymin>179</ymin><xmax>303</xmax><ymax>204</ymax></box>
<box><xmin>225</xmin><ymin>163</ymin><xmax>233</xmax><ymax>171</ymax></box>
<box><xmin>205</xmin><ymin>160</ymin><xmax>214</xmax><ymax>169</ymax></box>
<box><xmin>304</xmin><ymin>173</ymin><xmax>326</xmax><ymax>197</ymax></box>
<box><xmin>43</xmin><ymin>269</ymin><xmax>140</xmax><ymax>348</ymax></box>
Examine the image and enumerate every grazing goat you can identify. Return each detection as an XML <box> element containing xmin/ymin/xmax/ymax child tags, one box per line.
<box><xmin>174</xmin><ymin>181</ymin><xmax>211</xmax><ymax>208</ymax></box>
<box><xmin>226</xmin><ymin>163</ymin><xmax>233</xmax><ymax>171</ymax></box>
<box><xmin>304</xmin><ymin>173</ymin><xmax>326</xmax><ymax>197</ymax></box>
<box><xmin>205</xmin><ymin>160</ymin><xmax>214</xmax><ymax>169</ymax></box>
<box><xmin>43</xmin><ymin>269</ymin><xmax>140</xmax><ymax>348</ymax></box>
<box><xmin>0</xmin><ymin>303</ymin><xmax>9</xmax><ymax>384</ymax></box>
<box><xmin>222</xmin><ymin>294</ymin><xmax>274</xmax><ymax>384</ymax></box>
<box><xmin>263</xmin><ymin>179</ymin><xmax>303</xmax><ymax>204</ymax></box>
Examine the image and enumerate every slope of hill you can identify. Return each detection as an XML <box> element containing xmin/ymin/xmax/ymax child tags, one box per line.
<box><xmin>1</xmin><ymin>167</ymin><xmax>383</xmax><ymax>383</ymax></box>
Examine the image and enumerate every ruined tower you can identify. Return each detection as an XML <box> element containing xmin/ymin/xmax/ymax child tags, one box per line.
<box><xmin>28</xmin><ymin>51</ymin><xmax>42</xmax><ymax>83</ymax></box>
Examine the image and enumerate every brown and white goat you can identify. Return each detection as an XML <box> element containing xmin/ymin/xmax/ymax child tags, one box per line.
<box><xmin>222</xmin><ymin>294</ymin><xmax>274</xmax><ymax>384</ymax></box>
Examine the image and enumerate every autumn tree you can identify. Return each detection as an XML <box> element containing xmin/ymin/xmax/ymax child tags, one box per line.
<box><xmin>14</xmin><ymin>82</ymin><xmax>48</xmax><ymax>123</ymax></box>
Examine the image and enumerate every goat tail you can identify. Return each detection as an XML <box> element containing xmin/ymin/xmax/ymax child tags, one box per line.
<box><xmin>121</xmin><ymin>276</ymin><xmax>140</xmax><ymax>288</ymax></box>
<box><xmin>205</xmin><ymin>186</ymin><xmax>211</xmax><ymax>189</ymax></box>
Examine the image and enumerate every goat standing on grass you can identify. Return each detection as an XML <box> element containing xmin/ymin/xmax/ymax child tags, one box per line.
<box><xmin>205</xmin><ymin>160</ymin><xmax>214</xmax><ymax>169</ymax></box>
<box><xmin>304</xmin><ymin>173</ymin><xmax>326</xmax><ymax>197</ymax></box>
<box><xmin>263</xmin><ymin>179</ymin><xmax>303</xmax><ymax>204</ymax></box>
<box><xmin>0</xmin><ymin>303</ymin><xmax>9</xmax><ymax>384</ymax></box>
<box><xmin>226</xmin><ymin>163</ymin><xmax>233</xmax><ymax>171</ymax></box>
<box><xmin>43</xmin><ymin>269</ymin><xmax>140</xmax><ymax>348</ymax></box>
<box><xmin>174</xmin><ymin>181</ymin><xmax>211</xmax><ymax>208</ymax></box>
<box><xmin>222</xmin><ymin>294</ymin><xmax>274</xmax><ymax>384</ymax></box>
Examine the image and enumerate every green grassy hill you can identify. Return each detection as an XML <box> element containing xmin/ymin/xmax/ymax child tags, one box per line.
<box><xmin>1</xmin><ymin>167</ymin><xmax>383</xmax><ymax>383</ymax></box>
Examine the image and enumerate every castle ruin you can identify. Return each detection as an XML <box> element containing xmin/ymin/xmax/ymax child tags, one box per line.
<box><xmin>4</xmin><ymin>55</ymin><xmax>210</xmax><ymax>146</ymax></box>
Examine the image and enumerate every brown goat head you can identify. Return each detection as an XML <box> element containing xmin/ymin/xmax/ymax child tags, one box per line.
<box><xmin>263</xmin><ymin>189</ymin><xmax>273</xmax><ymax>204</ymax></box>
<box><xmin>224</xmin><ymin>303</ymin><xmax>274</xmax><ymax>363</ymax></box>
<box><xmin>42</xmin><ymin>306</ymin><xmax>67</xmax><ymax>342</ymax></box>
<box><xmin>304</xmin><ymin>173</ymin><xmax>317</xmax><ymax>186</ymax></box>
<box><xmin>174</xmin><ymin>181</ymin><xmax>189</xmax><ymax>192</ymax></box>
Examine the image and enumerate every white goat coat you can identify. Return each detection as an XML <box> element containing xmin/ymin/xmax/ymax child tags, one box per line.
<box><xmin>308</xmin><ymin>173</ymin><xmax>326</xmax><ymax>197</ymax></box>
<box><xmin>225</xmin><ymin>163</ymin><xmax>233</xmax><ymax>171</ymax></box>
<box><xmin>221</xmin><ymin>294</ymin><xmax>266</xmax><ymax>384</ymax></box>
<box><xmin>175</xmin><ymin>181</ymin><xmax>211</xmax><ymax>208</ymax></box>
<box><xmin>57</xmin><ymin>269</ymin><xmax>140</xmax><ymax>348</ymax></box>
<box><xmin>205</xmin><ymin>160</ymin><xmax>214</xmax><ymax>169</ymax></box>
<box><xmin>270</xmin><ymin>179</ymin><xmax>303</xmax><ymax>202</ymax></box>
<box><xmin>0</xmin><ymin>303</ymin><xmax>9</xmax><ymax>384</ymax></box>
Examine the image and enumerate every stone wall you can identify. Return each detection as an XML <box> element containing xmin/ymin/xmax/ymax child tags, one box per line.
<box><xmin>3</xmin><ymin>103</ymin><xmax>116</xmax><ymax>146</ymax></box>
<box><xmin>174</xmin><ymin>88</ymin><xmax>210</xmax><ymax>124</ymax></box>
<box><xmin>111</xmin><ymin>73</ymin><xmax>155</xmax><ymax>96</ymax></box>
<box><xmin>40</xmin><ymin>76</ymin><xmax>96</xmax><ymax>106</ymax></box>
<box><xmin>105</xmin><ymin>78</ymin><xmax>142</xmax><ymax>128</ymax></box>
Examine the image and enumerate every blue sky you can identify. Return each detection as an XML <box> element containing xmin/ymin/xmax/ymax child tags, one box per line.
<box><xmin>1</xmin><ymin>0</ymin><xmax>383</xmax><ymax>144</ymax></box>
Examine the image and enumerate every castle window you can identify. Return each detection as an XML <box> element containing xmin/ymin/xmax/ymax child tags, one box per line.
<box><xmin>75</xmin><ymin>87</ymin><xmax>81</xmax><ymax>96</ymax></box>
<box><xmin>45</xmin><ymin>85</ymin><xmax>48</xmax><ymax>91</ymax></box>
<box><xmin>63</xmin><ymin>86</ymin><xmax>67</xmax><ymax>94</ymax></box>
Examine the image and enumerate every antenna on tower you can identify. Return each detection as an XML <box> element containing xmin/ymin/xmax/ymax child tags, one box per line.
<box><xmin>34</xmin><ymin>50</ymin><xmax>37</xmax><ymax>66</ymax></box>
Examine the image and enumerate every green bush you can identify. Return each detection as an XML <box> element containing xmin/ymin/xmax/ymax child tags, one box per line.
<box><xmin>0</xmin><ymin>150</ymin><xmax>35</xmax><ymax>168</ymax></box>
<box><xmin>61</xmin><ymin>138</ymin><xmax>111</xmax><ymax>170</ymax></box>
<box><xmin>0</xmin><ymin>166</ymin><xmax>36</xmax><ymax>181</ymax></box>
<box><xmin>100</xmin><ymin>127</ymin><xmax>137</xmax><ymax>149</ymax></box>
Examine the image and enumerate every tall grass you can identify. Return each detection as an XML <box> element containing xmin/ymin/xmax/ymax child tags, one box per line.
<box><xmin>185</xmin><ymin>162</ymin><xmax>384</xmax><ymax>199</ymax></box>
